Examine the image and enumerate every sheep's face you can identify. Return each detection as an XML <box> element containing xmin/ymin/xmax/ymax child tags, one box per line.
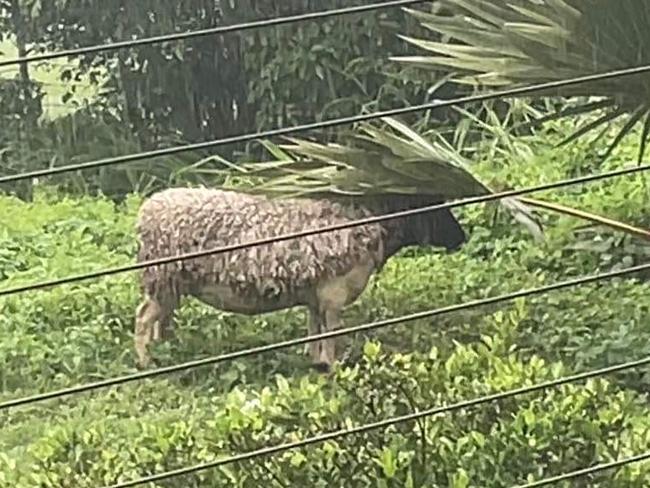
<box><xmin>408</xmin><ymin>208</ymin><xmax>467</xmax><ymax>251</ymax></box>
<box><xmin>361</xmin><ymin>195</ymin><xmax>468</xmax><ymax>257</ymax></box>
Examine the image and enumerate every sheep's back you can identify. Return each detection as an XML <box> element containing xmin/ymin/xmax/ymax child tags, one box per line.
<box><xmin>136</xmin><ymin>188</ymin><xmax>384</xmax><ymax>301</ymax></box>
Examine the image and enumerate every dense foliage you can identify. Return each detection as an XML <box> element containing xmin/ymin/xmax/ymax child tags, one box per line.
<box><xmin>2</xmin><ymin>119</ymin><xmax>650</xmax><ymax>486</ymax></box>
<box><xmin>0</xmin><ymin>0</ymin><xmax>443</xmax><ymax>199</ymax></box>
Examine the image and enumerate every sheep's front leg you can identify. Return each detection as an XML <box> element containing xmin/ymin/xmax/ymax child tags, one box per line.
<box><xmin>317</xmin><ymin>307</ymin><xmax>342</xmax><ymax>373</ymax></box>
<box><xmin>134</xmin><ymin>296</ymin><xmax>165</xmax><ymax>369</ymax></box>
<box><xmin>306</xmin><ymin>307</ymin><xmax>323</xmax><ymax>365</ymax></box>
<box><xmin>156</xmin><ymin>310</ymin><xmax>176</xmax><ymax>341</ymax></box>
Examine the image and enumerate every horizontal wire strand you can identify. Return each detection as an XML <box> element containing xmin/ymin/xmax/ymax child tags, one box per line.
<box><xmin>1</xmin><ymin>162</ymin><xmax>649</xmax><ymax>299</ymax></box>
<box><xmin>0</xmin><ymin>0</ymin><xmax>428</xmax><ymax>69</ymax></box>
<box><xmin>2</xmin><ymin>261</ymin><xmax>648</xmax><ymax>411</ymax></box>
<box><xmin>514</xmin><ymin>451</ymin><xmax>650</xmax><ymax>488</ymax></box>
<box><xmin>101</xmin><ymin>355</ymin><xmax>650</xmax><ymax>488</ymax></box>
<box><xmin>2</xmin><ymin>64</ymin><xmax>650</xmax><ymax>185</ymax></box>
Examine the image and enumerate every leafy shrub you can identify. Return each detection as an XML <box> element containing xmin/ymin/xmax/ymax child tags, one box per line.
<box><xmin>1</xmin><ymin>0</ymin><xmax>445</xmax><ymax>200</ymax></box>
<box><xmin>2</xmin><ymin>308</ymin><xmax>650</xmax><ymax>487</ymax></box>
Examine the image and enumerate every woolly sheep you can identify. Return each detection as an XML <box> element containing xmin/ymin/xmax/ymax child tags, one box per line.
<box><xmin>134</xmin><ymin>187</ymin><xmax>467</xmax><ymax>371</ymax></box>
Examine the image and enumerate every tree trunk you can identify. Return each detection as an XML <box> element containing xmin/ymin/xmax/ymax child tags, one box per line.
<box><xmin>9</xmin><ymin>0</ymin><xmax>38</xmax><ymax>201</ymax></box>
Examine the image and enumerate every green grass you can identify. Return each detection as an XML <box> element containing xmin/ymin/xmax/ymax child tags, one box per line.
<box><xmin>2</xmin><ymin>116</ymin><xmax>650</xmax><ymax>485</ymax></box>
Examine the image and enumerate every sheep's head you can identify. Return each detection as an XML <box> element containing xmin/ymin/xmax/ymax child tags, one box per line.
<box><xmin>364</xmin><ymin>195</ymin><xmax>467</xmax><ymax>257</ymax></box>
<box><xmin>407</xmin><ymin>207</ymin><xmax>466</xmax><ymax>252</ymax></box>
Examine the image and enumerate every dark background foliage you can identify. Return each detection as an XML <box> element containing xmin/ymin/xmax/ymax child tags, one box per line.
<box><xmin>0</xmin><ymin>0</ymin><xmax>456</xmax><ymax>199</ymax></box>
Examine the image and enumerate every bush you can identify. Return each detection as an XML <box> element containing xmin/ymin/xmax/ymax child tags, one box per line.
<box><xmin>2</xmin><ymin>308</ymin><xmax>650</xmax><ymax>487</ymax></box>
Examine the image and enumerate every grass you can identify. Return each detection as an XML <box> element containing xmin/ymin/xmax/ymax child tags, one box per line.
<box><xmin>1</xmin><ymin>113</ymin><xmax>650</xmax><ymax>485</ymax></box>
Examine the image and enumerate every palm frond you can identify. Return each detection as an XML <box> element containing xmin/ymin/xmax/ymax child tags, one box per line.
<box><xmin>521</xmin><ymin>196</ymin><xmax>650</xmax><ymax>241</ymax></box>
<box><xmin>393</xmin><ymin>0</ymin><xmax>650</xmax><ymax>161</ymax></box>
<box><xmin>238</xmin><ymin>117</ymin><xmax>544</xmax><ymax>240</ymax></box>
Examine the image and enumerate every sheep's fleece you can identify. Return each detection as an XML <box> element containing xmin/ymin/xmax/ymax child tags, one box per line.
<box><xmin>136</xmin><ymin>188</ymin><xmax>386</xmax><ymax>306</ymax></box>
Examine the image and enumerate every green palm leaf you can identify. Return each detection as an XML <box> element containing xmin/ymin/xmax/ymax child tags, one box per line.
<box><xmin>393</xmin><ymin>0</ymin><xmax>650</xmax><ymax>161</ymax></box>
<box><xmin>237</xmin><ymin>117</ymin><xmax>544</xmax><ymax>240</ymax></box>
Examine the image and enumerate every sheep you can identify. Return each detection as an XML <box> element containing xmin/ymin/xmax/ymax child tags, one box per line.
<box><xmin>133</xmin><ymin>187</ymin><xmax>467</xmax><ymax>371</ymax></box>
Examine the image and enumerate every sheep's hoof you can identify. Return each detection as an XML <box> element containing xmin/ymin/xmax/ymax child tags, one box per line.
<box><xmin>135</xmin><ymin>357</ymin><xmax>154</xmax><ymax>370</ymax></box>
<box><xmin>311</xmin><ymin>362</ymin><xmax>332</xmax><ymax>374</ymax></box>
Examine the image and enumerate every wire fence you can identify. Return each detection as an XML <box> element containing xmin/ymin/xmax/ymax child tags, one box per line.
<box><xmin>2</xmin><ymin>63</ymin><xmax>650</xmax><ymax>185</ymax></box>
<box><xmin>0</xmin><ymin>0</ymin><xmax>428</xmax><ymax>69</ymax></box>
<box><xmin>513</xmin><ymin>451</ymin><xmax>650</xmax><ymax>488</ymax></box>
<box><xmin>2</xmin><ymin>162</ymin><xmax>649</xmax><ymax>299</ymax></box>
<box><xmin>3</xmin><ymin>261</ymin><xmax>648</xmax><ymax>411</ymax></box>
<box><xmin>2</xmin><ymin>2</ymin><xmax>650</xmax><ymax>486</ymax></box>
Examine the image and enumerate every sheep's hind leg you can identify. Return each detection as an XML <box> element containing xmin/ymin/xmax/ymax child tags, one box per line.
<box><xmin>134</xmin><ymin>296</ymin><xmax>165</xmax><ymax>369</ymax></box>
